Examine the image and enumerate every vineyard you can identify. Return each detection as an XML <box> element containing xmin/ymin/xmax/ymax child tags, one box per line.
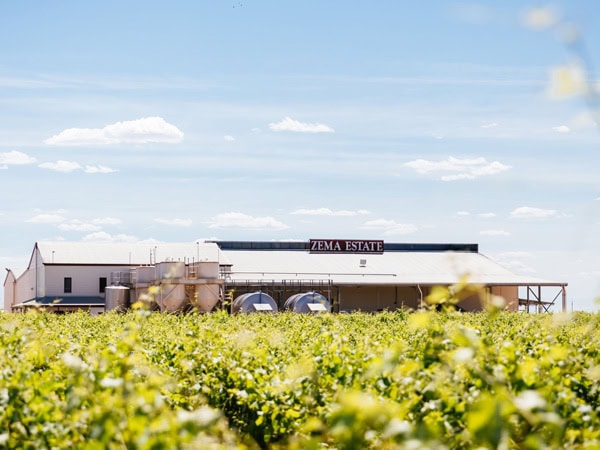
<box><xmin>1</xmin><ymin>306</ymin><xmax>600</xmax><ymax>449</ymax></box>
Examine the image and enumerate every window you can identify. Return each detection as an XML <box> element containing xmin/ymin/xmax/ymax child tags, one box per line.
<box><xmin>99</xmin><ymin>277</ymin><xmax>107</xmax><ymax>293</ymax></box>
<box><xmin>64</xmin><ymin>277</ymin><xmax>72</xmax><ymax>293</ymax></box>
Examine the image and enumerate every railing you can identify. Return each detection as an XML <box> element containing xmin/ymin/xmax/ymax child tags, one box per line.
<box><xmin>110</xmin><ymin>271</ymin><xmax>133</xmax><ymax>286</ymax></box>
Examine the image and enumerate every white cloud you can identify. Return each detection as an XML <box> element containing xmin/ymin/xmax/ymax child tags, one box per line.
<box><xmin>154</xmin><ymin>218</ymin><xmax>193</xmax><ymax>227</ymax></box>
<box><xmin>91</xmin><ymin>217</ymin><xmax>122</xmax><ymax>225</ymax></box>
<box><xmin>480</xmin><ymin>229</ymin><xmax>511</xmax><ymax>236</ymax></box>
<box><xmin>481</xmin><ymin>122</ymin><xmax>498</xmax><ymax>129</ymax></box>
<box><xmin>291</xmin><ymin>208</ymin><xmax>370</xmax><ymax>217</ymax></box>
<box><xmin>465</xmin><ymin>161</ymin><xmax>511</xmax><ymax>176</ymax></box>
<box><xmin>224</xmin><ymin>135</ymin><xmax>235</xmax><ymax>142</ymax></box>
<box><xmin>0</xmin><ymin>150</ymin><xmax>37</xmax><ymax>165</ymax></box>
<box><xmin>269</xmin><ymin>116</ymin><xmax>334</xmax><ymax>133</ymax></box>
<box><xmin>569</xmin><ymin>111</ymin><xmax>597</xmax><ymax>131</ymax></box>
<box><xmin>404</xmin><ymin>156</ymin><xmax>511</xmax><ymax>181</ymax></box>
<box><xmin>26</xmin><ymin>213</ymin><xmax>65</xmax><ymax>223</ymax></box>
<box><xmin>44</xmin><ymin>116</ymin><xmax>184</xmax><ymax>146</ymax></box>
<box><xmin>37</xmin><ymin>161</ymin><xmax>114</xmax><ymax>173</ymax></box>
<box><xmin>38</xmin><ymin>160</ymin><xmax>82</xmax><ymax>173</ymax></box>
<box><xmin>510</xmin><ymin>206</ymin><xmax>558</xmax><ymax>219</ymax></box>
<box><xmin>552</xmin><ymin>125</ymin><xmax>570</xmax><ymax>133</ymax></box>
<box><xmin>82</xmin><ymin>231</ymin><xmax>140</xmax><ymax>242</ymax></box>
<box><xmin>457</xmin><ymin>211</ymin><xmax>496</xmax><ymax>218</ymax></box>
<box><xmin>521</xmin><ymin>6</ymin><xmax>560</xmax><ymax>30</ymax></box>
<box><xmin>361</xmin><ymin>219</ymin><xmax>418</xmax><ymax>235</ymax></box>
<box><xmin>84</xmin><ymin>164</ymin><xmax>116</xmax><ymax>173</ymax></box>
<box><xmin>208</xmin><ymin>212</ymin><xmax>289</xmax><ymax>230</ymax></box>
<box><xmin>58</xmin><ymin>220</ymin><xmax>102</xmax><ymax>232</ymax></box>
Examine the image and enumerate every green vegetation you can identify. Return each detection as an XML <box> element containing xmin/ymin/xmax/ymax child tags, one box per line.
<box><xmin>1</xmin><ymin>308</ymin><xmax>599</xmax><ymax>449</ymax></box>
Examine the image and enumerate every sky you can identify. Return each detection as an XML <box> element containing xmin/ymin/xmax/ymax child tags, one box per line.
<box><xmin>1</xmin><ymin>1</ymin><xmax>600</xmax><ymax>311</ymax></box>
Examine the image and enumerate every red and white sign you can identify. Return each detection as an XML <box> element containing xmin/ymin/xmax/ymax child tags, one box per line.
<box><xmin>309</xmin><ymin>239</ymin><xmax>384</xmax><ymax>254</ymax></box>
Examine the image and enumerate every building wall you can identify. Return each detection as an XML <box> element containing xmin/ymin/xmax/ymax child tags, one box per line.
<box><xmin>338</xmin><ymin>285</ymin><xmax>423</xmax><ymax>312</ymax></box>
<box><xmin>491</xmin><ymin>286</ymin><xmax>519</xmax><ymax>311</ymax></box>
<box><xmin>398</xmin><ymin>286</ymin><xmax>424</xmax><ymax>309</ymax></box>
<box><xmin>10</xmin><ymin>259</ymin><xmax>525</xmax><ymax>314</ymax></box>
<box><xmin>457</xmin><ymin>293</ymin><xmax>484</xmax><ymax>311</ymax></box>
<box><xmin>15</xmin><ymin>268</ymin><xmax>38</xmax><ymax>308</ymax></box>
<box><xmin>454</xmin><ymin>286</ymin><xmax>518</xmax><ymax>311</ymax></box>
<box><xmin>339</xmin><ymin>286</ymin><xmax>378</xmax><ymax>312</ymax></box>
<box><xmin>32</xmin><ymin>247</ymin><xmax>45</xmax><ymax>299</ymax></box>
<box><xmin>44</xmin><ymin>265</ymin><xmax>131</xmax><ymax>297</ymax></box>
<box><xmin>458</xmin><ymin>286</ymin><xmax>519</xmax><ymax>311</ymax></box>
<box><xmin>3</xmin><ymin>271</ymin><xmax>15</xmax><ymax>311</ymax></box>
<box><xmin>4</xmin><ymin>255</ymin><xmax>45</xmax><ymax>312</ymax></box>
<box><xmin>337</xmin><ymin>284</ymin><xmax>519</xmax><ymax>312</ymax></box>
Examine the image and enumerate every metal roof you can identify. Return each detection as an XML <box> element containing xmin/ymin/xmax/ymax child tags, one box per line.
<box><xmin>220</xmin><ymin>249</ymin><xmax>564</xmax><ymax>286</ymax></box>
<box><xmin>35</xmin><ymin>241</ymin><xmax>225</xmax><ymax>265</ymax></box>
<box><xmin>14</xmin><ymin>296</ymin><xmax>105</xmax><ymax>308</ymax></box>
<box><xmin>31</xmin><ymin>241</ymin><xmax>565</xmax><ymax>287</ymax></box>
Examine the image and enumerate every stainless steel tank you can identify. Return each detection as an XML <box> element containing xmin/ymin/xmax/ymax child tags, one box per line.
<box><xmin>283</xmin><ymin>291</ymin><xmax>330</xmax><ymax>313</ymax></box>
<box><xmin>232</xmin><ymin>291</ymin><xmax>277</xmax><ymax>314</ymax></box>
<box><xmin>104</xmin><ymin>286</ymin><xmax>130</xmax><ymax>312</ymax></box>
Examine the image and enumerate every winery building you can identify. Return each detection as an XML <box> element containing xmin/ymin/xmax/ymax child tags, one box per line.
<box><xmin>3</xmin><ymin>240</ymin><xmax>567</xmax><ymax>314</ymax></box>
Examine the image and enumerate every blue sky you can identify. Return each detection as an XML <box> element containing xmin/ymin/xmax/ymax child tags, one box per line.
<box><xmin>1</xmin><ymin>1</ymin><xmax>600</xmax><ymax>311</ymax></box>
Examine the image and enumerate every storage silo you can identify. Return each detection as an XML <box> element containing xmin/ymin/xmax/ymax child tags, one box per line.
<box><xmin>135</xmin><ymin>266</ymin><xmax>156</xmax><ymax>283</ymax></box>
<box><xmin>158</xmin><ymin>284</ymin><xmax>187</xmax><ymax>312</ymax></box>
<box><xmin>283</xmin><ymin>291</ymin><xmax>330</xmax><ymax>313</ymax></box>
<box><xmin>232</xmin><ymin>291</ymin><xmax>277</xmax><ymax>314</ymax></box>
<box><xmin>105</xmin><ymin>286</ymin><xmax>130</xmax><ymax>312</ymax></box>
<box><xmin>197</xmin><ymin>261</ymin><xmax>219</xmax><ymax>278</ymax></box>
<box><xmin>157</xmin><ymin>261</ymin><xmax>185</xmax><ymax>279</ymax></box>
<box><xmin>193</xmin><ymin>284</ymin><xmax>221</xmax><ymax>312</ymax></box>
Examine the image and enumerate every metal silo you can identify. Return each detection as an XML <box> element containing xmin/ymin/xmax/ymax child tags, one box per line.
<box><xmin>105</xmin><ymin>285</ymin><xmax>130</xmax><ymax>312</ymax></box>
<box><xmin>158</xmin><ymin>284</ymin><xmax>187</xmax><ymax>312</ymax></box>
<box><xmin>193</xmin><ymin>284</ymin><xmax>221</xmax><ymax>312</ymax></box>
<box><xmin>283</xmin><ymin>291</ymin><xmax>330</xmax><ymax>313</ymax></box>
<box><xmin>157</xmin><ymin>261</ymin><xmax>185</xmax><ymax>279</ymax></box>
<box><xmin>197</xmin><ymin>261</ymin><xmax>219</xmax><ymax>278</ymax></box>
<box><xmin>232</xmin><ymin>291</ymin><xmax>277</xmax><ymax>314</ymax></box>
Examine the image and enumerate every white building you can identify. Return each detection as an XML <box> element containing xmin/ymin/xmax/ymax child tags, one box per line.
<box><xmin>3</xmin><ymin>239</ymin><xmax>567</xmax><ymax>313</ymax></box>
<box><xmin>3</xmin><ymin>241</ymin><xmax>223</xmax><ymax>314</ymax></box>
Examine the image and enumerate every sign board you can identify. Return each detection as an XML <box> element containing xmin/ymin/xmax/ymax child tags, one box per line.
<box><xmin>253</xmin><ymin>303</ymin><xmax>274</xmax><ymax>311</ymax></box>
<box><xmin>307</xmin><ymin>303</ymin><xmax>328</xmax><ymax>312</ymax></box>
<box><xmin>309</xmin><ymin>239</ymin><xmax>384</xmax><ymax>254</ymax></box>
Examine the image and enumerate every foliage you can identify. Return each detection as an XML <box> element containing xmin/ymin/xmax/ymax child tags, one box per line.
<box><xmin>1</xmin><ymin>308</ymin><xmax>600</xmax><ymax>449</ymax></box>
